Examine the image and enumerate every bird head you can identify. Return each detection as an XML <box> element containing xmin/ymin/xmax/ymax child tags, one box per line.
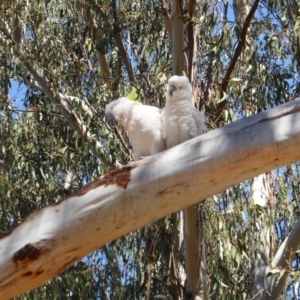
<box><xmin>166</xmin><ymin>75</ymin><xmax>192</xmax><ymax>102</ymax></box>
<box><xmin>105</xmin><ymin>97</ymin><xmax>139</xmax><ymax>127</ymax></box>
<box><xmin>105</xmin><ymin>97</ymin><xmax>129</xmax><ymax>123</ymax></box>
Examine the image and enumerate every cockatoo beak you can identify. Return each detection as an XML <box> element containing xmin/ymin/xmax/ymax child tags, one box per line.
<box><xmin>105</xmin><ymin>113</ymin><xmax>116</xmax><ymax>123</ymax></box>
<box><xmin>168</xmin><ymin>85</ymin><xmax>177</xmax><ymax>96</ymax></box>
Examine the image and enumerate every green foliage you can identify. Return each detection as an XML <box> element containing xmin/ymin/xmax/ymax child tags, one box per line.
<box><xmin>1</xmin><ymin>0</ymin><xmax>300</xmax><ymax>299</ymax></box>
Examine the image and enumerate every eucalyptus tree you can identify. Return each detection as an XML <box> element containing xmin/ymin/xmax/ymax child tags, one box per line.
<box><xmin>1</xmin><ymin>0</ymin><xmax>300</xmax><ymax>299</ymax></box>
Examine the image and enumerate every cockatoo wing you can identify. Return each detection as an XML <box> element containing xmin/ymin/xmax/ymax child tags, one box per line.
<box><xmin>191</xmin><ymin>107</ymin><xmax>207</xmax><ymax>135</ymax></box>
<box><xmin>128</xmin><ymin>104</ymin><xmax>165</xmax><ymax>160</ymax></box>
<box><xmin>105</xmin><ymin>97</ymin><xmax>165</xmax><ymax>161</ymax></box>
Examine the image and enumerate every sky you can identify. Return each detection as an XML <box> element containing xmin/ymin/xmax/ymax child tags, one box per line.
<box><xmin>9</xmin><ymin>80</ymin><xmax>26</xmax><ymax>110</ymax></box>
<box><xmin>5</xmin><ymin>3</ymin><xmax>300</xmax><ymax>298</ymax></box>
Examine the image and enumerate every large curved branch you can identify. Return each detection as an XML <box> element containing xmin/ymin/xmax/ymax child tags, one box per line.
<box><xmin>1</xmin><ymin>98</ymin><xmax>300</xmax><ymax>299</ymax></box>
<box><xmin>215</xmin><ymin>0</ymin><xmax>259</xmax><ymax>124</ymax></box>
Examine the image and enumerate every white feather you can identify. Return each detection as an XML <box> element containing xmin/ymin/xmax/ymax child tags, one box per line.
<box><xmin>105</xmin><ymin>97</ymin><xmax>165</xmax><ymax>161</ymax></box>
<box><xmin>162</xmin><ymin>75</ymin><xmax>206</xmax><ymax>149</ymax></box>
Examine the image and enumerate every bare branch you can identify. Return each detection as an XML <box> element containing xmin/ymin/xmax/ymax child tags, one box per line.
<box><xmin>59</xmin><ymin>94</ymin><xmax>93</xmax><ymax>119</ymax></box>
<box><xmin>266</xmin><ymin>217</ymin><xmax>300</xmax><ymax>299</ymax></box>
<box><xmin>164</xmin><ymin>12</ymin><xmax>172</xmax><ymax>40</ymax></box>
<box><xmin>24</xmin><ymin>72</ymin><xmax>93</xmax><ymax>121</ymax></box>
<box><xmin>286</xmin><ymin>0</ymin><xmax>299</xmax><ymax>21</ymax></box>
<box><xmin>250</xmin><ymin>173</ymin><xmax>272</xmax><ymax>300</ymax></box>
<box><xmin>146</xmin><ymin>226</ymin><xmax>162</xmax><ymax>300</ymax></box>
<box><xmin>172</xmin><ymin>0</ymin><xmax>185</xmax><ymax>75</ymax></box>
<box><xmin>184</xmin><ymin>206</ymin><xmax>201</xmax><ymax>296</ymax></box>
<box><xmin>215</xmin><ymin>0</ymin><xmax>259</xmax><ymax>124</ymax></box>
<box><xmin>19</xmin><ymin>51</ymin><xmax>108</xmax><ymax>161</ymax></box>
<box><xmin>199</xmin><ymin>207</ymin><xmax>209</xmax><ymax>300</ymax></box>
<box><xmin>80</xmin><ymin>1</ymin><xmax>97</xmax><ymax>29</ymax></box>
<box><xmin>1</xmin><ymin>97</ymin><xmax>300</xmax><ymax>299</ymax></box>
<box><xmin>187</xmin><ymin>0</ymin><xmax>196</xmax><ymax>84</ymax></box>
<box><xmin>11</xmin><ymin>4</ymin><xmax>22</xmax><ymax>44</ymax></box>
<box><xmin>158</xmin><ymin>0</ymin><xmax>172</xmax><ymax>39</ymax></box>
<box><xmin>24</xmin><ymin>71</ymin><xmax>44</xmax><ymax>93</ymax></box>
<box><xmin>97</xmin><ymin>51</ymin><xmax>111</xmax><ymax>81</ymax></box>
<box><xmin>112</xmin><ymin>0</ymin><xmax>136</xmax><ymax>85</ymax></box>
<box><xmin>80</xmin><ymin>0</ymin><xmax>111</xmax><ymax>82</ymax></box>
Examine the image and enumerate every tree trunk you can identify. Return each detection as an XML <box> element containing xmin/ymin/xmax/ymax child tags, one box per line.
<box><xmin>172</xmin><ymin>0</ymin><xmax>185</xmax><ymax>75</ymax></box>
<box><xmin>1</xmin><ymin>98</ymin><xmax>300</xmax><ymax>299</ymax></box>
<box><xmin>250</xmin><ymin>173</ymin><xmax>272</xmax><ymax>299</ymax></box>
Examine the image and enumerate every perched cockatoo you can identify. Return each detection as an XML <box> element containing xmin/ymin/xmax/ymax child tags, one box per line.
<box><xmin>162</xmin><ymin>76</ymin><xmax>207</xmax><ymax>298</ymax></box>
<box><xmin>105</xmin><ymin>97</ymin><xmax>165</xmax><ymax>161</ymax></box>
<box><xmin>162</xmin><ymin>75</ymin><xmax>206</xmax><ymax>148</ymax></box>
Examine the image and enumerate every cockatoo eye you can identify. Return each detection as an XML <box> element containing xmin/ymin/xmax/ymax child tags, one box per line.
<box><xmin>179</xmin><ymin>87</ymin><xmax>182</xmax><ymax>89</ymax></box>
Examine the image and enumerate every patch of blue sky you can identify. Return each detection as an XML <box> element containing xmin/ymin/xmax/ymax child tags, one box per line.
<box><xmin>9</xmin><ymin>80</ymin><xmax>26</xmax><ymax>111</ymax></box>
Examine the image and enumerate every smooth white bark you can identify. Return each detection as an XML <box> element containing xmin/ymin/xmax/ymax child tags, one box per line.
<box><xmin>1</xmin><ymin>99</ymin><xmax>300</xmax><ymax>299</ymax></box>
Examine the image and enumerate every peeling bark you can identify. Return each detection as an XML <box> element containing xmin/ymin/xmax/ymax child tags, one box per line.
<box><xmin>1</xmin><ymin>98</ymin><xmax>300</xmax><ymax>298</ymax></box>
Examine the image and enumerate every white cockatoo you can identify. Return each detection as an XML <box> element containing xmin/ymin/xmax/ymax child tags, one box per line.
<box><xmin>162</xmin><ymin>75</ymin><xmax>206</xmax><ymax>149</ymax></box>
<box><xmin>162</xmin><ymin>76</ymin><xmax>207</xmax><ymax>298</ymax></box>
<box><xmin>105</xmin><ymin>97</ymin><xmax>165</xmax><ymax>161</ymax></box>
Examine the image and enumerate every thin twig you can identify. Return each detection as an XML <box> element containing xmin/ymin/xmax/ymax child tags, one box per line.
<box><xmin>112</xmin><ymin>0</ymin><xmax>136</xmax><ymax>86</ymax></box>
<box><xmin>215</xmin><ymin>0</ymin><xmax>260</xmax><ymax>125</ymax></box>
